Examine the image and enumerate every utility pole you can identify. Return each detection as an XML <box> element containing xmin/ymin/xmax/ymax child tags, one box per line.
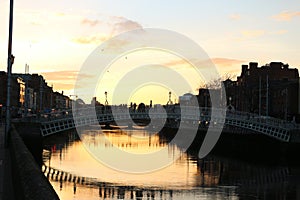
<box><xmin>5</xmin><ymin>0</ymin><xmax>14</xmax><ymax>148</ymax></box>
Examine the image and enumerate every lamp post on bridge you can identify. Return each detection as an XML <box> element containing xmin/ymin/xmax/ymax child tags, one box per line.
<box><xmin>167</xmin><ymin>91</ymin><xmax>173</xmax><ymax>105</ymax></box>
<box><xmin>69</xmin><ymin>95</ymin><xmax>78</xmax><ymax>100</ymax></box>
<box><xmin>5</xmin><ymin>0</ymin><xmax>14</xmax><ymax>148</ymax></box>
<box><xmin>104</xmin><ymin>91</ymin><xmax>108</xmax><ymax>106</ymax></box>
<box><xmin>69</xmin><ymin>95</ymin><xmax>78</xmax><ymax>109</ymax></box>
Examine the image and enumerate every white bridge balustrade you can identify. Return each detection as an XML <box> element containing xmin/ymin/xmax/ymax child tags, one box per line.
<box><xmin>16</xmin><ymin>106</ymin><xmax>300</xmax><ymax>143</ymax></box>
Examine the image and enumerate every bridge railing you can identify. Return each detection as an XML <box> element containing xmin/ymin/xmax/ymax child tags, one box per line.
<box><xmin>225</xmin><ymin>109</ymin><xmax>300</xmax><ymax>130</ymax></box>
<box><xmin>15</xmin><ymin>105</ymin><xmax>300</xmax><ymax>131</ymax></box>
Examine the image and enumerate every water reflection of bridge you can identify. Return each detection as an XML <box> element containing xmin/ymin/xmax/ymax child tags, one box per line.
<box><xmin>43</xmin><ymin>165</ymin><xmax>176</xmax><ymax>200</ymax></box>
<box><xmin>42</xmin><ymin>156</ymin><xmax>298</xmax><ymax>200</ymax></box>
<box><xmin>42</xmin><ymin>128</ymin><xmax>300</xmax><ymax>200</ymax></box>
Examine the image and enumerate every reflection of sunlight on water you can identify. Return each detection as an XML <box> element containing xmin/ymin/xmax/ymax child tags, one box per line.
<box><xmin>83</xmin><ymin>129</ymin><xmax>166</xmax><ymax>154</ymax></box>
<box><xmin>46</xmin><ymin>129</ymin><xmax>202</xmax><ymax>189</ymax></box>
<box><xmin>43</xmin><ymin>129</ymin><xmax>240</xmax><ymax>200</ymax></box>
<box><xmin>43</xmin><ymin>129</ymin><xmax>300</xmax><ymax>200</ymax></box>
<box><xmin>48</xmin><ymin>180</ymin><xmax>238</xmax><ymax>200</ymax></box>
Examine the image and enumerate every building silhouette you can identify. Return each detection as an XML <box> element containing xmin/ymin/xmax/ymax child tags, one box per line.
<box><xmin>0</xmin><ymin>71</ymin><xmax>25</xmax><ymax>117</ymax></box>
<box><xmin>196</xmin><ymin>62</ymin><xmax>299</xmax><ymax>121</ymax></box>
<box><xmin>0</xmin><ymin>72</ymin><xmax>71</xmax><ymax>117</ymax></box>
<box><xmin>235</xmin><ymin>62</ymin><xmax>299</xmax><ymax>120</ymax></box>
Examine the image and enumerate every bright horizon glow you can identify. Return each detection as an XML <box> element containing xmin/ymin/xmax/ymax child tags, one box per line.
<box><xmin>92</xmin><ymin>48</ymin><xmax>204</xmax><ymax>105</ymax></box>
<box><xmin>0</xmin><ymin>0</ymin><xmax>299</xmax><ymax>104</ymax></box>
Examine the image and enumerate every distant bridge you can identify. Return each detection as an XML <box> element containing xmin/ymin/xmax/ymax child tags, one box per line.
<box><xmin>14</xmin><ymin>106</ymin><xmax>300</xmax><ymax>143</ymax></box>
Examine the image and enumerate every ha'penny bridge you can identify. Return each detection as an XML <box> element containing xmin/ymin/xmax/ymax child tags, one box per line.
<box><xmin>16</xmin><ymin>105</ymin><xmax>300</xmax><ymax>144</ymax></box>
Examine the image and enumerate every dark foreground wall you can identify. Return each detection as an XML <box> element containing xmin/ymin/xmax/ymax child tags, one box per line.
<box><xmin>9</xmin><ymin>125</ymin><xmax>59</xmax><ymax>200</ymax></box>
<box><xmin>13</xmin><ymin>122</ymin><xmax>43</xmax><ymax>166</ymax></box>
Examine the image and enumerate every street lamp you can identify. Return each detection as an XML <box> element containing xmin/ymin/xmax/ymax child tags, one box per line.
<box><xmin>5</xmin><ymin>0</ymin><xmax>14</xmax><ymax>148</ymax></box>
<box><xmin>69</xmin><ymin>95</ymin><xmax>78</xmax><ymax>109</ymax></box>
<box><xmin>69</xmin><ymin>94</ymin><xmax>78</xmax><ymax>100</ymax></box>
<box><xmin>104</xmin><ymin>91</ymin><xmax>108</xmax><ymax>106</ymax></box>
<box><xmin>167</xmin><ymin>91</ymin><xmax>173</xmax><ymax>105</ymax></box>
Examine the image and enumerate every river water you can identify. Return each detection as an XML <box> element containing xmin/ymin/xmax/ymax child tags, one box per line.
<box><xmin>42</xmin><ymin>128</ymin><xmax>300</xmax><ymax>200</ymax></box>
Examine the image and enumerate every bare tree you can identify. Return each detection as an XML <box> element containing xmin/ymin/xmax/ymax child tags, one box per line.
<box><xmin>198</xmin><ymin>73</ymin><xmax>236</xmax><ymax>89</ymax></box>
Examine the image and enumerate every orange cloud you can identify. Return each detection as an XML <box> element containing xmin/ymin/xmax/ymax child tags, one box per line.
<box><xmin>110</xmin><ymin>16</ymin><xmax>143</xmax><ymax>36</ymax></box>
<box><xmin>72</xmin><ymin>35</ymin><xmax>109</xmax><ymax>44</ymax></box>
<box><xmin>74</xmin><ymin>16</ymin><xmax>143</xmax><ymax>45</ymax></box>
<box><xmin>273</xmin><ymin>11</ymin><xmax>300</xmax><ymax>21</ymax></box>
<box><xmin>211</xmin><ymin>58</ymin><xmax>245</xmax><ymax>76</ymax></box>
<box><xmin>41</xmin><ymin>70</ymin><xmax>76</xmax><ymax>91</ymax></box>
<box><xmin>163</xmin><ymin>59</ymin><xmax>187</xmax><ymax>67</ymax></box>
<box><xmin>165</xmin><ymin>58</ymin><xmax>244</xmax><ymax>67</ymax></box>
<box><xmin>81</xmin><ymin>18</ymin><xmax>101</xmax><ymax>26</ymax></box>
<box><xmin>162</xmin><ymin>57</ymin><xmax>244</xmax><ymax>76</ymax></box>
<box><xmin>163</xmin><ymin>58</ymin><xmax>211</xmax><ymax>70</ymax></box>
<box><xmin>41</xmin><ymin>70</ymin><xmax>78</xmax><ymax>80</ymax></box>
<box><xmin>211</xmin><ymin>58</ymin><xmax>245</xmax><ymax>67</ymax></box>
<box><xmin>241</xmin><ymin>30</ymin><xmax>265</xmax><ymax>38</ymax></box>
<box><xmin>50</xmin><ymin>83</ymin><xmax>75</xmax><ymax>91</ymax></box>
<box><xmin>41</xmin><ymin>70</ymin><xmax>96</xmax><ymax>92</ymax></box>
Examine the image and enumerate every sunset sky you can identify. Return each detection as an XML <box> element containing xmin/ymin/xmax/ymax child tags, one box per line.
<box><xmin>0</xmin><ymin>0</ymin><xmax>300</xmax><ymax>104</ymax></box>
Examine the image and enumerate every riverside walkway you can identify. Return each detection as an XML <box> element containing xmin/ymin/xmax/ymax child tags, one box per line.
<box><xmin>0</xmin><ymin>125</ymin><xmax>14</xmax><ymax>200</ymax></box>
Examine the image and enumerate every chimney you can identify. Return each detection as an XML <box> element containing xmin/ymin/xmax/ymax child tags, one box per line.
<box><xmin>241</xmin><ymin>65</ymin><xmax>248</xmax><ymax>75</ymax></box>
<box><xmin>270</xmin><ymin>62</ymin><xmax>283</xmax><ymax>69</ymax></box>
<box><xmin>249</xmin><ymin>62</ymin><xmax>258</xmax><ymax>70</ymax></box>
